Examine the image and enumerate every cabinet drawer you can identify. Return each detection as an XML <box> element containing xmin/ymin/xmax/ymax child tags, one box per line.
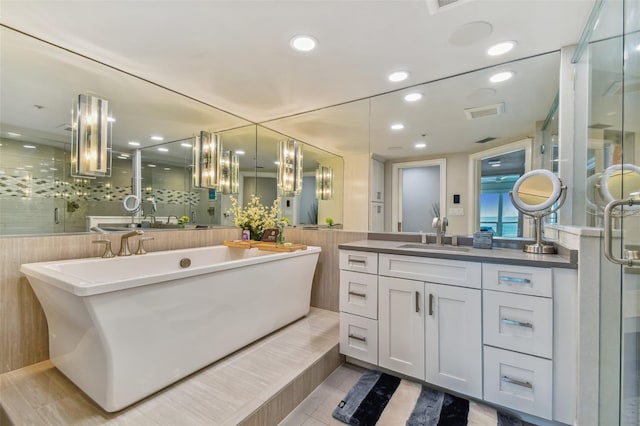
<box><xmin>340</xmin><ymin>250</ymin><xmax>378</xmax><ymax>274</ymax></box>
<box><xmin>483</xmin><ymin>263</ymin><xmax>552</xmax><ymax>297</ymax></box>
<box><xmin>340</xmin><ymin>271</ymin><xmax>378</xmax><ymax>319</ymax></box>
<box><xmin>483</xmin><ymin>290</ymin><xmax>553</xmax><ymax>359</ymax></box>
<box><xmin>340</xmin><ymin>312</ymin><xmax>378</xmax><ymax>365</ymax></box>
<box><xmin>379</xmin><ymin>254</ymin><xmax>481</xmax><ymax>289</ymax></box>
<box><xmin>483</xmin><ymin>346</ymin><xmax>552</xmax><ymax>420</ymax></box>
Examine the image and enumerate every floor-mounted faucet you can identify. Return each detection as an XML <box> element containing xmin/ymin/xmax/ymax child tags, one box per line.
<box><xmin>432</xmin><ymin>217</ymin><xmax>448</xmax><ymax>245</ymax></box>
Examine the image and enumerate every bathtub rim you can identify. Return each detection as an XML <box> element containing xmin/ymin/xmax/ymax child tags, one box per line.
<box><xmin>20</xmin><ymin>245</ymin><xmax>321</xmax><ymax>297</ymax></box>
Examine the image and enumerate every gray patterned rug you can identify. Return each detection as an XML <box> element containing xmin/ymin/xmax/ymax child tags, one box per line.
<box><xmin>332</xmin><ymin>370</ymin><xmax>535</xmax><ymax>426</ymax></box>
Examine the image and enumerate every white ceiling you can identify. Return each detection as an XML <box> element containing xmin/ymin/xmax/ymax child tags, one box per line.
<box><xmin>0</xmin><ymin>0</ymin><xmax>595</xmax><ymax>126</ymax></box>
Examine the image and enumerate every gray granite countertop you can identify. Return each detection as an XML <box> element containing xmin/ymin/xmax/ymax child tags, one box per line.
<box><xmin>338</xmin><ymin>239</ymin><xmax>577</xmax><ymax>269</ymax></box>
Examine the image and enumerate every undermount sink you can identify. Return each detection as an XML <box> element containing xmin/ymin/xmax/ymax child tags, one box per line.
<box><xmin>398</xmin><ymin>243</ymin><xmax>470</xmax><ymax>252</ymax></box>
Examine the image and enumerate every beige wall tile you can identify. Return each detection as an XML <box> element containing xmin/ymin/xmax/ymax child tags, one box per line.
<box><xmin>1</xmin><ymin>229</ymin><xmax>365</xmax><ymax>373</ymax></box>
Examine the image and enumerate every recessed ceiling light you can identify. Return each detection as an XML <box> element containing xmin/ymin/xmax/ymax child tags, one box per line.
<box><xmin>23</xmin><ymin>144</ymin><xmax>36</xmax><ymax>149</ymax></box>
<box><xmin>150</xmin><ymin>135</ymin><xmax>164</xmax><ymax>141</ymax></box>
<box><xmin>181</xmin><ymin>143</ymin><xmax>192</xmax><ymax>148</ymax></box>
<box><xmin>290</xmin><ymin>35</ymin><xmax>317</xmax><ymax>52</ymax></box>
<box><xmin>117</xmin><ymin>155</ymin><xmax>129</xmax><ymax>160</ymax></box>
<box><xmin>147</xmin><ymin>164</ymin><xmax>156</xmax><ymax>168</ymax></box>
<box><xmin>489</xmin><ymin>71</ymin><xmax>514</xmax><ymax>83</ymax></box>
<box><xmin>235</xmin><ymin>150</ymin><xmax>245</xmax><ymax>155</ymax></box>
<box><xmin>128</xmin><ymin>141</ymin><xmax>140</xmax><ymax>146</ymax></box>
<box><xmin>487</xmin><ymin>41</ymin><xmax>517</xmax><ymax>56</ymax></box>
<box><xmin>388</xmin><ymin>71</ymin><xmax>409</xmax><ymax>82</ymax></box>
<box><xmin>157</xmin><ymin>147</ymin><xmax>169</xmax><ymax>152</ymax></box>
<box><xmin>390</xmin><ymin>123</ymin><xmax>405</xmax><ymax>130</ymax></box>
<box><xmin>164</xmin><ymin>168</ymin><xmax>171</xmax><ymax>171</ymax></box>
<box><xmin>414</xmin><ymin>142</ymin><xmax>427</xmax><ymax>149</ymax></box>
<box><xmin>7</xmin><ymin>132</ymin><xmax>21</xmax><ymax>137</ymax></box>
<box><xmin>274</xmin><ymin>161</ymin><xmax>280</xmax><ymax>165</ymax></box>
<box><xmin>404</xmin><ymin>92</ymin><xmax>423</xmax><ymax>102</ymax></box>
<box><xmin>107</xmin><ymin>117</ymin><xmax>116</xmax><ymax>123</ymax></box>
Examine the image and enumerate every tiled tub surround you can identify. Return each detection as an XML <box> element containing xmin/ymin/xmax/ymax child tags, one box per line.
<box><xmin>338</xmin><ymin>239</ymin><xmax>578</xmax><ymax>425</ymax></box>
<box><xmin>0</xmin><ymin>228</ymin><xmax>366</xmax><ymax>375</ymax></box>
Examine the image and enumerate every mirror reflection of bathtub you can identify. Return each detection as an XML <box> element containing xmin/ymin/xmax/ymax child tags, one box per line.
<box><xmin>20</xmin><ymin>244</ymin><xmax>321</xmax><ymax>412</ymax></box>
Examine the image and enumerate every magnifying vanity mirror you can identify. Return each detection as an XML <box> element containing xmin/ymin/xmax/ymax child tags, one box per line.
<box><xmin>587</xmin><ymin>163</ymin><xmax>640</xmax><ymax>214</ymax></box>
<box><xmin>509</xmin><ymin>169</ymin><xmax>567</xmax><ymax>253</ymax></box>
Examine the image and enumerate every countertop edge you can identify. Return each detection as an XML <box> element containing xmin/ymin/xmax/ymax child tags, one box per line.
<box><xmin>338</xmin><ymin>241</ymin><xmax>578</xmax><ymax>269</ymax></box>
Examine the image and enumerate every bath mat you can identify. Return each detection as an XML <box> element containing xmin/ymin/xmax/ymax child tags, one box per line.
<box><xmin>332</xmin><ymin>370</ymin><xmax>534</xmax><ymax>426</ymax></box>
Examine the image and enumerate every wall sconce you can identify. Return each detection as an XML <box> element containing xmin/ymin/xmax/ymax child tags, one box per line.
<box><xmin>316</xmin><ymin>166</ymin><xmax>333</xmax><ymax>200</ymax></box>
<box><xmin>278</xmin><ymin>139</ymin><xmax>303</xmax><ymax>196</ymax></box>
<box><xmin>219</xmin><ymin>150</ymin><xmax>239</xmax><ymax>194</ymax></box>
<box><xmin>71</xmin><ymin>94</ymin><xmax>112</xmax><ymax>178</ymax></box>
<box><xmin>193</xmin><ymin>131</ymin><xmax>221</xmax><ymax>189</ymax></box>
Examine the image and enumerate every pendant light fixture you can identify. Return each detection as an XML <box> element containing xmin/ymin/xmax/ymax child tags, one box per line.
<box><xmin>278</xmin><ymin>139</ymin><xmax>303</xmax><ymax>196</ymax></box>
<box><xmin>71</xmin><ymin>94</ymin><xmax>112</xmax><ymax>178</ymax></box>
<box><xmin>315</xmin><ymin>166</ymin><xmax>333</xmax><ymax>200</ymax></box>
<box><xmin>193</xmin><ymin>131</ymin><xmax>222</xmax><ymax>189</ymax></box>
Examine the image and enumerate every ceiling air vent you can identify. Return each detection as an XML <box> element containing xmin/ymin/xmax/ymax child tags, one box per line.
<box><xmin>425</xmin><ymin>0</ymin><xmax>469</xmax><ymax>15</ymax></box>
<box><xmin>464</xmin><ymin>102</ymin><xmax>505</xmax><ymax>120</ymax></box>
<box><xmin>474</xmin><ymin>137</ymin><xmax>496</xmax><ymax>144</ymax></box>
<box><xmin>57</xmin><ymin>123</ymin><xmax>73</xmax><ymax>132</ymax></box>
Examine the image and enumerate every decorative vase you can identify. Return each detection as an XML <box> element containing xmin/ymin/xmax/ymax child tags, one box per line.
<box><xmin>277</xmin><ymin>229</ymin><xmax>285</xmax><ymax>244</ymax></box>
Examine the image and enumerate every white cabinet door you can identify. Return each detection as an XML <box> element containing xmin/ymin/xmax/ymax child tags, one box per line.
<box><xmin>369</xmin><ymin>202</ymin><xmax>384</xmax><ymax>232</ymax></box>
<box><xmin>370</xmin><ymin>159</ymin><xmax>384</xmax><ymax>202</ymax></box>
<box><xmin>379</xmin><ymin>276</ymin><xmax>425</xmax><ymax>379</ymax></box>
<box><xmin>425</xmin><ymin>283</ymin><xmax>482</xmax><ymax>398</ymax></box>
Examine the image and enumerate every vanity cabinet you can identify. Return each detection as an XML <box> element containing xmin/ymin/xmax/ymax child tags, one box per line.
<box><xmin>338</xmin><ymin>248</ymin><xmax>577</xmax><ymax>425</ymax></box>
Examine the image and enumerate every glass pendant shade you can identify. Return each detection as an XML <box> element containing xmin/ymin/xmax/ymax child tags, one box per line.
<box><xmin>194</xmin><ymin>131</ymin><xmax>222</xmax><ymax>189</ymax></box>
<box><xmin>71</xmin><ymin>94</ymin><xmax>112</xmax><ymax>178</ymax></box>
<box><xmin>316</xmin><ymin>166</ymin><xmax>333</xmax><ymax>200</ymax></box>
<box><xmin>278</xmin><ymin>139</ymin><xmax>303</xmax><ymax>196</ymax></box>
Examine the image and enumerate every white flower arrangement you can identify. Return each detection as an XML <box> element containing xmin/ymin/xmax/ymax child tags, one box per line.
<box><xmin>229</xmin><ymin>195</ymin><xmax>280</xmax><ymax>240</ymax></box>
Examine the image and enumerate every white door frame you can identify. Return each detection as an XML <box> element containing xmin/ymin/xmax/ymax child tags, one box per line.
<box><xmin>467</xmin><ymin>138</ymin><xmax>533</xmax><ymax>234</ymax></box>
<box><xmin>391</xmin><ymin>158</ymin><xmax>447</xmax><ymax>233</ymax></box>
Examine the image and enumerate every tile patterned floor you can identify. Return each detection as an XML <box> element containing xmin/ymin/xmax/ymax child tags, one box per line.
<box><xmin>279</xmin><ymin>363</ymin><xmax>366</xmax><ymax>426</ymax></box>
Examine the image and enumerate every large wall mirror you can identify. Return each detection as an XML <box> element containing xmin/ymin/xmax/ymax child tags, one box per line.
<box><xmin>262</xmin><ymin>52</ymin><xmax>561</xmax><ymax>236</ymax></box>
<box><xmin>0</xmin><ymin>26</ymin><xmax>344</xmax><ymax>236</ymax></box>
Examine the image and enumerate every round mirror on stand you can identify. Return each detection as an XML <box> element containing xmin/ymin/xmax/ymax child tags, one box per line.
<box><xmin>122</xmin><ymin>194</ymin><xmax>142</xmax><ymax>228</ymax></box>
<box><xmin>509</xmin><ymin>169</ymin><xmax>567</xmax><ymax>254</ymax></box>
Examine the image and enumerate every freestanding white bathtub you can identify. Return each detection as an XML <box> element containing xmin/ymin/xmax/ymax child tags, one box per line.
<box><xmin>20</xmin><ymin>244</ymin><xmax>321</xmax><ymax>412</ymax></box>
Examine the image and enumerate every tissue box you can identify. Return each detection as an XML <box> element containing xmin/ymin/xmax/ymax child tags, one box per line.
<box><xmin>473</xmin><ymin>232</ymin><xmax>493</xmax><ymax>249</ymax></box>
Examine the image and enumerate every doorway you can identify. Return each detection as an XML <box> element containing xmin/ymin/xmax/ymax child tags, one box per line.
<box><xmin>391</xmin><ymin>159</ymin><xmax>446</xmax><ymax>233</ymax></box>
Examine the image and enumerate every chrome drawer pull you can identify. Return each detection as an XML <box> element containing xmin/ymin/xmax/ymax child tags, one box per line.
<box><xmin>348</xmin><ymin>291</ymin><xmax>367</xmax><ymax>298</ymax></box>
<box><xmin>501</xmin><ymin>375</ymin><xmax>533</xmax><ymax>389</ymax></box>
<box><xmin>501</xmin><ymin>318</ymin><xmax>533</xmax><ymax>329</ymax></box>
<box><xmin>415</xmin><ymin>291</ymin><xmax>420</xmax><ymax>313</ymax></box>
<box><xmin>348</xmin><ymin>257</ymin><xmax>367</xmax><ymax>265</ymax></box>
<box><xmin>348</xmin><ymin>334</ymin><xmax>366</xmax><ymax>343</ymax></box>
<box><xmin>499</xmin><ymin>276</ymin><xmax>531</xmax><ymax>284</ymax></box>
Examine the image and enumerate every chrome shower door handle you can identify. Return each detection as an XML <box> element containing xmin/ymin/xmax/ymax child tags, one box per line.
<box><xmin>604</xmin><ymin>198</ymin><xmax>640</xmax><ymax>267</ymax></box>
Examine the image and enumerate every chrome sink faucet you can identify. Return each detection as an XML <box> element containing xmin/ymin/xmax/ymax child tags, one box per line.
<box><xmin>166</xmin><ymin>215</ymin><xmax>179</xmax><ymax>224</ymax></box>
<box><xmin>118</xmin><ymin>230</ymin><xmax>143</xmax><ymax>256</ymax></box>
<box><xmin>432</xmin><ymin>217</ymin><xmax>448</xmax><ymax>245</ymax></box>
